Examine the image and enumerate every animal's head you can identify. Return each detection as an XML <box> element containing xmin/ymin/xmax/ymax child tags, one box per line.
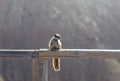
<box><xmin>54</xmin><ymin>34</ymin><xmax>62</xmax><ymax>39</ymax></box>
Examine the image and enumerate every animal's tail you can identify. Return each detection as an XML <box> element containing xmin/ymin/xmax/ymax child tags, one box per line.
<box><xmin>52</xmin><ymin>58</ymin><xmax>60</xmax><ymax>71</ymax></box>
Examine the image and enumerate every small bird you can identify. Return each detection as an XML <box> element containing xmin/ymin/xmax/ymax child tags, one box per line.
<box><xmin>48</xmin><ymin>34</ymin><xmax>62</xmax><ymax>71</ymax></box>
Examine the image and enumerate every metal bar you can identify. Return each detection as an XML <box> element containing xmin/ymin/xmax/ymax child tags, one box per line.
<box><xmin>0</xmin><ymin>49</ymin><xmax>39</xmax><ymax>52</ymax></box>
<box><xmin>0</xmin><ymin>49</ymin><xmax>120</xmax><ymax>52</ymax></box>
<box><xmin>32</xmin><ymin>54</ymin><xmax>48</xmax><ymax>81</ymax></box>
<box><xmin>0</xmin><ymin>49</ymin><xmax>39</xmax><ymax>57</ymax></box>
<box><xmin>40</xmin><ymin>59</ymin><xmax>48</xmax><ymax>81</ymax></box>
<box><xmin>39</xmin><ymin>49</ymin><xmax>120</xmax><ymax>59</ymax></box>
<box><xmin>0</xmin><ymin>49</ymin><xmax>120</xmax><ymax>59</ymax></box>
<box><xmin>32</xmin><ymin>56</ymin><xmax>36</xmax><ymax>81</ymax></box>
<box><xmin>40</xmin><ymin>49</ymin><xmax>120</xmax><ymax>52</ymax></box>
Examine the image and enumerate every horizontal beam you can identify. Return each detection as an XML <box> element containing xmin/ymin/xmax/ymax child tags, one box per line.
<box><xmin>0</xmin><ymin>49</ymin><xmax>120</xmax><ymax>59</ymax></box>
<box><xmin>40</xmin><ymin>49</ymin><xmax>120</xmax><ymax>52</ymax></box>
<box><xmin>0</xmin><ymin>49</ymin><xmax>39</xmax><ymax>57</ymax></box>
<box><xmin>39</xmin><ymin>49</ymin><xmax>120</xmax><ymax>59</ymax></box>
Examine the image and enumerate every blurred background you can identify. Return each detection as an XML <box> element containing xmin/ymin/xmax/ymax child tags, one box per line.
<box><xmin>0</xmin><ymin>0</ymin><xmax>120</xmax><ymax>81</ymax></box>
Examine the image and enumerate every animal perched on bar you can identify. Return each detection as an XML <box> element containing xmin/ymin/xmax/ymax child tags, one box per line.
<box><xmin>48</xmin><ymin>34</ymin><xmax>62</xmax><ymax>71</ymax></box>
